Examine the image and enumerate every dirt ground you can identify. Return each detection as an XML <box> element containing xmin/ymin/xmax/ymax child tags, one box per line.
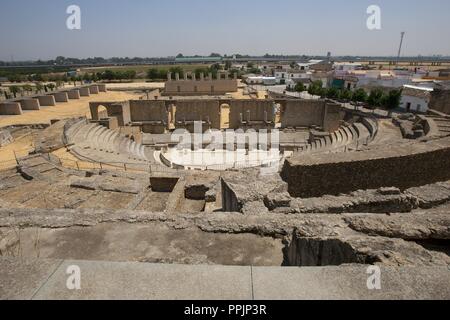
<box><xmin>0</xmin><ymin>91</ymin><xmax>142</xmax><ymax>166</ymax></box>
<box><xmin>0</xmin><ymin>91</ymin><xmax>141</xmax><ymax>128</ymax></box>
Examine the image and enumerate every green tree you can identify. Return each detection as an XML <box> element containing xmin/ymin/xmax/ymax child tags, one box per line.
<box><xmin>9</xmin><ymin>85</ymin><xmax>21</xmax><ymax>98</ymax></box>
<box><xmin>383</xmin><ymin>89</ymin><xmax>402</xmax><ymax>110</ymax></box>
<box><xmin>340</xmin><ymin>89</ymin><xmax>353</xmax><ymax>101</ymax></box>
<box><xmin>22</xmin><ymin>84</ymin><xmax>33</xmax><ymax>95</ymax></box>
<box><xmin>352</xmin><ymin>88</ymin><xmax>368</xmax><ymax>103</ymax></box>
<box><xmin>34</xmin><ymin>82</ymin><xmax>43</xmax><ymax>94</ymax></box>
<box><xmin>55</xmin><ymin>80</ymin><xmax>64</xmax><ymax>89</ymax></box>
<box><xmin>326</xmin><ymin>87</ymin><xmax>339</xmax><ymax>99</ymax></box>
<box><xmin>294</xmin><ymin>82</ymin><xmax>305</xmax><ymax>92</ymax></box>
<box><xmin>169</xmin><ymin>67</ymin><xmax>184</xmax><ymax>79</ymax></box>
<box><xmin>367</xmin><ymin>88</ymin><xmax>384</xmax><ymax>108</ymax></box>
<box><xmin>148</xmin><ymin>68</ymin><xmax>160</xmax><ymax>80</ymax></box>
<box><xmin>47</xmin><ymin>83</ymin><xmax>56</xmax><ymax>91</ymax></box>
<box><xmin>308</xmin><ymin>80</ymin><xmax>324</xmax><ymax>96</ymax></box>
<box><xmin>83</xmin><ymin>73</ymin><xmax>92</xmax><ymax>82</ymax></box>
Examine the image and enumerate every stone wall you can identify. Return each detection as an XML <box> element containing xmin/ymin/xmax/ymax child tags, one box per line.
<box><xmin>0</xmin><ymin>102</ymin><xmax>22</xmax><ymax>115</ymax></box>
<box><xmin>430</xmin><ymin>89</ymin><xmax>450</xmax><ymax>115</ymax></box>
<box><xmin>79</xmin><ymin>87</ymin><xmax>90</xmax><ymax>96</ymax></box>
<box><xmin>66</xmin><ymin>90</ymin><xmax>81</xmax><ymax>99</ymax></box>
<box><xmin>164</xmin><ymin>79</ymin><xmax>238</xmax><ymax>96</ymax></box>
<box><xmin>52</xmin><ymin>92</ymin><xmax>69</xmax><ymax>103</ymax></box>
<box><xmin>175</xmin><ymin>100</ymin><xmax>221</xmax><ymax>130</ymax></box>
<box><xmin>129</xmin><ymin>100</ymin><xmax>168</xmax><ymax>123</ymax></box>
<box><xmin>37</xmin><ymin>95</ymin><xmax>56</xmax><ymax>106</ymax></box>
<box><xmin>280</xmin><ymin>99</ymin><xmax>344</xmax><ymax>131</ymax></box>
<box><xmin>89</xmin><ymin>101</ymin><xmax>131</xmax><ymax>126</ymax></box>
<box><xmin>19</xmin><ymin>99</ymin><xmax>40</xmax><ymax>110</ymax></box>
<box><xmin>282</xmin><ymin>137</ymin><xmax>450</xmax><ymax>197</ymax></box>
<box><xmin>228</xmin><ymin>100</ymin><xmax>274</xmax><ymax>129</ymax></box>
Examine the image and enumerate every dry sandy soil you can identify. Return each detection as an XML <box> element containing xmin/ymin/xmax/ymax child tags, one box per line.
<box><xmin>0</xmin><ymin>90</ymin><xmax>142</xmax><ymax>165</ymax></box>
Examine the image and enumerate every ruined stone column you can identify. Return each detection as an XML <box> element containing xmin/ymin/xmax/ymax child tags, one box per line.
<box><xmin>67</xmin><ymin>90</ymin><xmax>81</xmax><ymax>99</ymax></box>
<box><xmin>37</xmin><ymin>95</ymin><xmax>56</xmax><ymax>106</ymax></box>
<box><xmin>209</xmin><ymin>73</ymin><xmax>213</xmax><ymax>81</ymax></box>
<box><xmin>52</xmin><ymin>92</ymin><xmax>69</xmax><ymax>102</ymax></box>
<box><xmin>233</xmin><ymin>73</ymin><xmax>238</xmax><ymax>80</ymax></box>
<box><xmin>225</xmin><ymin>72</ymin><xmax>229</xmax><ymax>80</ymax></box>
<box><xmin>20</xmin><ymin>98</ymin><xmax>41</xmax><ymax>110</ymax></box>
<box><xmin>167</xmin><ymin>72</ymin><xmax>172</xmax><ymax>81</ymax></box>
<box><xmin>79</xmin><ymin>87</ymin><xmax>90</xmax><ymax>97</ymax></box>
<box><xmin>184</xmin><ymin>73</ymin><xmax>188</xmax><ymax>81</ymax></box>
<box><xmin>192</xmin><ymin>73</ymin><xmax>196</xmax><ymax>81</ymax></box>
<box><xmin>200</xmin><ymin>73</ymin><xmax>204</xmax><ymax>81</ymax></box>
<box><xmin>97</xmin><ymin>84</ymin><xmax>107</xmax><ymax>92</ymax></box>
<box><xmin>89</xmin><ymin>85</ymin><xmax>99</xmax><ymax>94</ymax></box>
<box><xmin>0</xmin><ymin>102</ymin><xmax>22</xmax><ymax>115</ymax></box>
<box><xmin>175</xmin><ymin>73</ymin><xmax>180</xmax><ymax>81</ymax></box>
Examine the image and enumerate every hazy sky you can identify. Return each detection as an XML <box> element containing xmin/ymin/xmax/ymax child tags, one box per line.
<box><xmin>1</xmin><ymin>0</ymin><xmax>450</xmax><ymax>61</ymax></box>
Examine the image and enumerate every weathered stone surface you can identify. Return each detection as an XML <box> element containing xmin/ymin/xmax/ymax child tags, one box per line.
<box><xmin>221</xmin><ymin>169</ymin><xmax>287</xmax><ymax>212</ymax></box>
<box><xmin>279</xmin><ymin>189</ymin><xmax>418</xmax><ymax>214</ymax></box>
<box><xmin>242</xmin><ymin>201</ymin><xmax>269</xmax><ymax>215</ymax></box>
<box><xmin>344</xmin><ymin>212</ymin><xmax>450</xmax><ymax>240</ymax></box>
<box><xmin>282</xmin><ymin>136</ymin><xmax>450</xmax><ymax>197</ymax></box>
<box><xmin>378</xmin><ymin>187</ymin><xmax>401</xmax><ymax>195</ymax></box>
<box><xmin>0</xmin><ymin>130</ymin><xmax>13</xmax><ymax>147</ymax></box>
<box><xmin>0</xmin><ymin>207</ymin><xmax>448</xmax><ymax>267</ymax></box>
<box><xmin>264</xmin><ymin>192</ymin><xmax>292</xmax><ymax>210</ymax></box>
<box><xmin>405</xmin><ymin>181</ymin><xmax>450</xmax><ymax>209</ymax></box>
<box><xmin>185</xmin><ymin>182</ymin><xmax>213</xmax><ymax>200</ymax></box>
<box><xmin>70</xmin><ymin>175</ymin><xmax>145</xmax><ymax>194</ymax></box>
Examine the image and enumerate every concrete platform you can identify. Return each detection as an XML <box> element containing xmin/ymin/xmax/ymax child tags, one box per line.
<box><xmin>1</xmin><ymin>258</ymin><xmax>449</xmax><ymax>300</ymax></box>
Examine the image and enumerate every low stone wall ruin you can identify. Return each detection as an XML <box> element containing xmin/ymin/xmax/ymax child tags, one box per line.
<box><xmin>282</xmin><ymin>136</ymin><xmax>450</xmax><ymax>197</ymax></box>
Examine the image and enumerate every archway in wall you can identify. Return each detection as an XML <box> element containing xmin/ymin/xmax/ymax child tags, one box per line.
<box><xmin>220</xmin><ymin>104</ymin><xmax>231</xmax><ymax>129</ymax></box>
<box><xmin>97</xmin><ymin>105</ymin><xmax>108</xmax><ymax>119</ymax></box>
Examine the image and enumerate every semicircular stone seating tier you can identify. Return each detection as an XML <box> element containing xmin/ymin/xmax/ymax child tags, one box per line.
<box><xmin>296</xmin><ymin>117</ymin><xmax>378</xmax><ymax>155</ymax></box>
<box><xmin>65</xmin><ymin>119</ymin><xmax>156</xmax><ymax>164</ymax></box>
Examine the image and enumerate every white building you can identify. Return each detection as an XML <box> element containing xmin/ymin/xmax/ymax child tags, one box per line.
<box><xmin>274</xmin><ymin>69</ymin><xmax>309</xmax><ymax>84</ymax></box>
<box><xmin>246</xmin><ymin>76</ymin><xmax>277</xmax><ymax>86</ymax></box>
<box><xmin>399</xmin><ymin>85</ymin><xmax>433</xmax><ymax>113</ymax></box>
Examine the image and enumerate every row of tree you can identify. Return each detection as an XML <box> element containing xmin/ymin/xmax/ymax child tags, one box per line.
<box><xmin>1</xmin><ymin>82</ymin><xmax>65</xmax><ymax>99</ymax></box>
<box><xmin>294</xmin><ymin>81</ymin><xmax>402</xmax><ymax>109</ymax></box>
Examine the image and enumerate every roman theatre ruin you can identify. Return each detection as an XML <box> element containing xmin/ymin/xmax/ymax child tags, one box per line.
<box><xmin>1</xmin><ymin>82</ymin><xmax>450</xmax><ymax>299</ymax></box>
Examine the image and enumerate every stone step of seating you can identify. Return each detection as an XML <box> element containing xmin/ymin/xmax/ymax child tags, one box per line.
<box><xmin>101</xmin><ymin>130</ymin><xmax>116</xmax><ymax>152</ymax></box>
<box><xmin>70</xmin><ymin>123</ymin><xmax>96</xmax><ymax>144</ymax></box>
<box><xmin>93</xmin><ymin>127</ymin><xmax>107</xmax><ymax>150</ymax></box>
<box><xmin>65</xmin><ymin>120</ymin><xmax>86</xmax><ymax>141</ymax></box>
